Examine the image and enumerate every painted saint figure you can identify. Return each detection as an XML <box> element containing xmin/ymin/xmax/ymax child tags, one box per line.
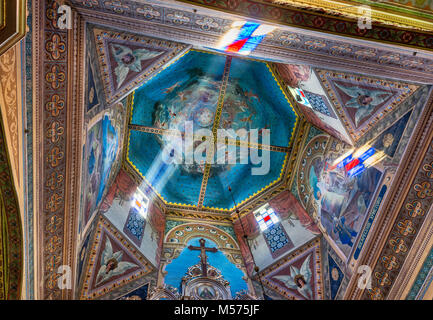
<box><xmin>111</xmin><ymin>43</ymin><xmax>163</xmax><ymax>88</ymax></box>
<box><xmin>272</xmin><ymin>253</ymin><xmax>313</xmax><ymax>299</ymax></box>
<box><xmin>96</xmin><ymin>237</ymin><xmax>138</xmax><ymax>286</ymax></box>
<box><xmin>334</xmin><ymin>82</ymin><xmax>393</xmax><ymax>127</ymax></box>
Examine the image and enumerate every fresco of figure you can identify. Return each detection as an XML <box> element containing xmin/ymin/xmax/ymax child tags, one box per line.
<box><xmin>309</xmin><ymin>156</ymin><xmax>382</xmax><ymax>255</ymax></box>
<box><xmin>111</xmin><ymin>43</ymin><xmax>163</xmax><ymax>88</ymax></box>
<box><xmin>334</xmin><ymin>82</ymin><xmax>393</xmax><ymax>127</ymax></box>
<box><xmin>272</xmin><ymin>253</ymin><xmax>313</xmax><ymax>299</ymax></box>
<box><xmin>96</xmin><ymin>116</ymin><xmax>119</xmax><ymax>207</ymax></box>
<box><xmin>275</xmin><ymin>63</ymin><xmax>312</xmax><ymax>88</ymax></box>
<box><xmin>96</xmin><ymin>237</ymin><xmax>138</xmax><ymax>286</ymax></box>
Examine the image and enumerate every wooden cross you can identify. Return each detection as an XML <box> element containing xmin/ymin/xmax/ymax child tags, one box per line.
<box><xmin>188</xmin><ymin>238</ymin><xmax>217</xmax><ymax>277</ymax></box>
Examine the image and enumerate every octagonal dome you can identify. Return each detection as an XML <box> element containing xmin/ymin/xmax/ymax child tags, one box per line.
<box><xmin>127</xmin><ymin>50</ymin><xmax>298</xmax><ymax>211</ymax></box>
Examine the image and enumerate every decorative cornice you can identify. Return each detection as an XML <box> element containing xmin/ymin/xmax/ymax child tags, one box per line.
<box><xmin>175</xmin><ymin>0</ymin><xmax>433</xmax><ymax>51</ymax></box>
<box><xmin>271</xmin><ymin>0</ymin><xmax>433</xmax><ymax>31</ymax></box>
<box><xmin>165</xmin><ymin>209</ymin><xmax>233</xmax><ymax>224</ymax></box>
<box><xmin>69</xmin><ymin>1</ymin><xmax>433</xmax><ymax>83</ymax></box>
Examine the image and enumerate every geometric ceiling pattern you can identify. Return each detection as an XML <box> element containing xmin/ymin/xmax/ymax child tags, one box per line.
<box><xmin>127</xmin><ymin>49</ymin><xmax>298</xmax><ymax>212</ymax></box>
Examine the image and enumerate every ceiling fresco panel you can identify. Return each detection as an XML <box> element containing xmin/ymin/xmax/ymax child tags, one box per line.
<box><xmin>79</xmin><ymin>216</ymin><xmax>154</xmax><ymax>300</ymax></box>
<box><xmin>92</xmin><ymin>27</ymin><xmax>189</xmax><ymax>104</ymax></box>
<box><xmin>259</xmin><ymin>238</ymin><xmax>323</xmax><ymax>300</ymax></box>
<box><xmin>316</xmin><ymin>69</ymin><xmax>420</xmax><ymax>142</ymax></box>
<box><xmin>127</xmin><ymin>50</ymin><xmax>298</xmax><ymax>211</ymax></box>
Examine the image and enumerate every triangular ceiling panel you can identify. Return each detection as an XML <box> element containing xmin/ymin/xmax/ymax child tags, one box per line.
<box><xmin>92</xmin><ymin>27</ymin><xmax>189</xmax><ymax>104</ymax></box>
<box><xmin>79</xmin><ymin>216</ymin><xmax>154</xmax><ymax>300</ymax></box>
<box><xmin>316</xmin><ymin>70</ymin><xmax>419</xmax><ymax>142</ymax></box>
<box><xmin>259</xmin><ymin>238</ymin><xmax>322</xmax><ymax>300</ymax></box>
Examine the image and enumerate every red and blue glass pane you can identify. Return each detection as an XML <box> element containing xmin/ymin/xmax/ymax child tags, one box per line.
<box><xmin>132</xmin><ymin>192</ymin><xmax>148</xmax><ymax>217</ymax></box>
<box><xmin>335</xmin><ymin>147</ymin><xmax>376</xmax><ymax>177</ymax></box>
<box><xmin>217</xmin><ymin>22</ymin><xmax>274</xmax><ymax>55</ymax></box>
<box><xmin>255</xmin><ymin>207</ymin><xmax>279</xmax><ymax>231</ymax></box>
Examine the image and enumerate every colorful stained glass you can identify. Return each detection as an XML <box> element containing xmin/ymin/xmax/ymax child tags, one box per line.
<box><xmin>332</xmin><ymin>146</ymin><xmax>377</xmax><ymax>177</ymax></box>
<box><xmin>254</xmin><ymin>204</ymin><xmax>279</xmax><ymax>231</ymax></box>
<box><xmin>217</xmin><ymin>21</ymin><xmax>276</xmax><ymax>55</ymax></box>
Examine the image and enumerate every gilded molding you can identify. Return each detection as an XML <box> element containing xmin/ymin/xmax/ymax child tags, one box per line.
<box><xmin>272</xmin><ymin>0</ymin><xmax>433</xmax><ymax>31</ymax></box>
<box><xmin>0</xmin><ymin>0</ymin><xmax>26</xmax><ymax>56</ymax></box>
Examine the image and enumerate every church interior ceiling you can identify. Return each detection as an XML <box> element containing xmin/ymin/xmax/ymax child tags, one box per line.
<box><xmin>65</xmin><ymin>0</ymin><xmax>433</xmax><ymax>300</ymax></box>
<box><xmin>0</xmin><ymin>0</ymin><xmax>431</xmax><ymax>302</ymax></box>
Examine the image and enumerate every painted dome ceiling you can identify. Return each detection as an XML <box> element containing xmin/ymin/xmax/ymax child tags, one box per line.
<box><xmin>127</xmin><ymin>50</ymin><xmax>298</xmax><ymax>211</ymax></box>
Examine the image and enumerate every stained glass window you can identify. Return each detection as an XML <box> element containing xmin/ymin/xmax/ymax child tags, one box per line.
<box><xmin>123</xmin><ymin>189</ymin><xmax>148</xmax><ymax>246</ymax></box>
<box><xmin>254</xmin><ymin>204</ymin><xmax>279</xmax><ymax>231</ymax></box>
<box><xmin>332</xmin><ymin>146</ymin><xmax>378</xmax><ymax>177</ymax></box>
<box><xmin>216</xmin><ymin>21</ymin><xmax>276</xmax><ymax>56</ymax></box>
<box><xmin>131</xmin><ymin>189</ymin><xmax>149</xmax><ymax>218</ymax></box>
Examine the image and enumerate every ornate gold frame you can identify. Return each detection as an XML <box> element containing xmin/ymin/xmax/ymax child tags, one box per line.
<box><xmin>0</xmin><ymin>0</ymin><xmax>26</xmax><ymax>56</ymax></box>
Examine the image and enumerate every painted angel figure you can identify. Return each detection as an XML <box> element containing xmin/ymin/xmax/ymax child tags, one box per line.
<box><xmin>272</xmin><ymin>254</ymin><xmax>313</xmax><ymax>299</ymax></box>
<box><xmin>334</xmin><ymin>82</ymin><xmax>393</xmax><ymax>127</ymax></box>
<box><xmin>111</xmin><ymin>43</ymin><xmax>163</xmax><ymax>88</ymax></box>
<box><xmin>96</xmin><ymin>237</ymin><xmax>138</xmax><ymax>286</ymax></box>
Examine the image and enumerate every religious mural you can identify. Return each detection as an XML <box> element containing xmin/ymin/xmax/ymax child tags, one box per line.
<box><xmin>110</xmin><ymin>43</ymin><xmax>164</xmax><ymax>90</ymax></box>
<box><xmin>274</xmin><ymin>63</ymin><xmax>311</xmax><ymax>88</ymax></box>
<box><xmin>86</xmin><ymin>55</ymin><xmax>99</xmax><ymax>113</ymax></box>
<box><xmin>320</xmin><ymin>238</ymin><xmax>347</xmax><ymax>300</ymax></box>
<box><xmin>76</xmin><ymin>226</ymin><xmax>94</xmax><ymax>288</ymax></box>
<box><xmin>297</xmin><ymin>131</ymin><xmax>384</xmax><ymax>258</ymax></box>
<box><xmin>164</xmin><ymin>237</ymin><xmax>248</xmax><ymax>298</ymax></box>
<box><xmin>260</xmin><ymin>238</ymin><xmax>322</xmax><ymax>300</ymax></box>
<box><xmin>128</xmin><ymin>50</ymin><xmax>298</xmax><ymax>210</ymax></box>
<box><xmin>162</xmin><ymin>223</ymin><xmax>249</xmax><ymax>298</ymax></box>
<box><xmin>309</xmin><ymin>149</ymin><xmax>382</xmax><ymax>256</ymax></box>
<box><xmin>16</xmin><ymin>0</ymin><xmax>433</xmax><ymax>302</ymax></box>
<box><xmin>316</xmin><ymin>69</ymin><xmax>419</xmax><ymax>142</ymax></box>
<box><xmin>81</xmin><ymin>104</ymin><xmax>124</xmax><ymax>229</ymax></box>
<box><xmin>96</xmin><ymin>235</ymin><xmax>140</xmax><ymax>286</ymax></box>
<box><xmin>79</xmin><ymin>217</ymin><xmax>154</xmax><ymax>300</ymax></box>
<box><xmin>91</xmin><ymin>27</ymin><xmax>188</xmax><ymax>103</ymax></box>
<box><xmin>327</xmin><ymin>254</ymin><xmax>344</xmax><ymax>299</ymax></box>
